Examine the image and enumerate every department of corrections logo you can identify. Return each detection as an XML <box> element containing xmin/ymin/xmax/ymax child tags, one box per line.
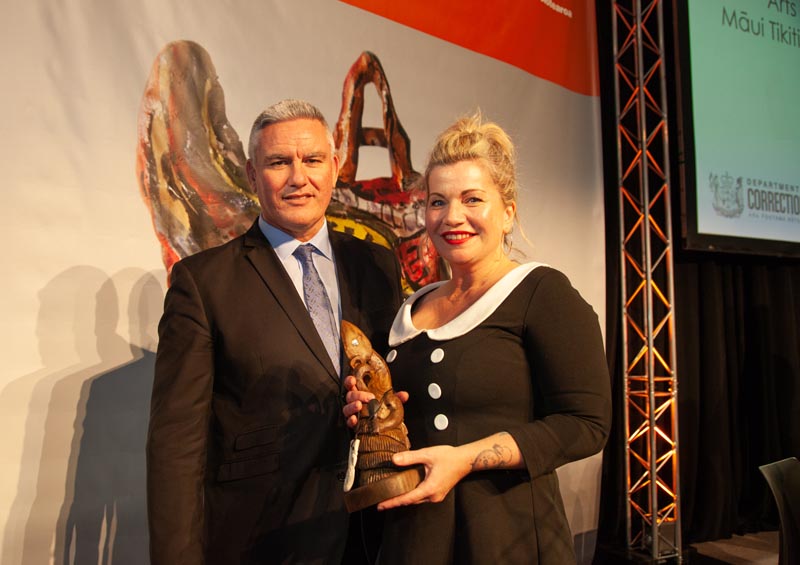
<box><xmin>709</xmin><ymin>171</ymin><xmax>744</xmax><ymax>218</ymax></box>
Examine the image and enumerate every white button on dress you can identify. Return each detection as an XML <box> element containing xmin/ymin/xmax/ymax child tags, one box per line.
<box><xmin>428</xmin><ymin>383</ymin><xmax>442</xmax><ymax>399</ymax></box>
<box><xmin>434</xmin><ymin>414</ymin><xmax>449</xmax><ymax>430</ymax></box>
<box><xmin>386</xmin><ymin>349</ymin><xmax>397</xmax><ymax>363</ymax></box>
<box><xmin>430</xmin><ymin>348</ymin><xmax>445</xmax><ymax>363</ymax></box>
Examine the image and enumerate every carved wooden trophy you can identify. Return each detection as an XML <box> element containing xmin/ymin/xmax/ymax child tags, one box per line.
<box><xmin>341</xmin><ymin>320</ymin><xmax>423</xmax><ymax>512</ymax></box>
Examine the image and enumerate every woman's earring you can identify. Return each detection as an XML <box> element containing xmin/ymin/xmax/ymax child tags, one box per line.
<box><xmin>503</xmin><ymin>233</ymin><xmax>513</xmax><ymax>255</ymax></box>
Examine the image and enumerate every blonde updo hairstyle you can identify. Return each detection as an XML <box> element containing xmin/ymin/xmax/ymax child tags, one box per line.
<box><xmin>424</xmin><ymin>112</ymin><xmax>520</xmax><ymax>253</ymax></box>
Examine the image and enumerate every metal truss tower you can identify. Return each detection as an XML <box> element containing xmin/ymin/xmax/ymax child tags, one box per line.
<box><xmin>612</xmin><ymin>0</ymin><xmax>682</xmax><ymax>561</ymax></box>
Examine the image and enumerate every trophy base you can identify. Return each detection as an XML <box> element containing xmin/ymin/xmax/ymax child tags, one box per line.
<box><xmin>344</xmin><ymin>466</ymin><xmax>424</xmax><ymax>513</ymax></box>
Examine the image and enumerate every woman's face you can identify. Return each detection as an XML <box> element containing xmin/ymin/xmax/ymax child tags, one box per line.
<box><xmin>425</xmin><ymin>159</ymin><xmax>515</xmax><ymax>270</ymax></box>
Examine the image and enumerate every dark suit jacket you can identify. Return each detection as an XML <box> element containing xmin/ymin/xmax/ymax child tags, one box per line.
<box><xmin>147</xmin><ymin>221</ymin><xmax>403</xmax><ymax>564</ymax></box>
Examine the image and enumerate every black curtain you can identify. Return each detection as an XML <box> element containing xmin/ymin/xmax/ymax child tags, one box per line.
<box><xmin>594</xmin><ymin>2</ymin><xmax>800</xmax><ymax>555</ymax></box>
<box><xmin>674</xmin><ymin>254</ymin><xmax>800</xmax><ymax>542</ymax></box>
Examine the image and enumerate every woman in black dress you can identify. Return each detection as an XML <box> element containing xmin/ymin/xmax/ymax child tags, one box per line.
<box><xmin>344</xmin><ymin>114</ymin><xmax>611</xmax><ymax>564</ymax></box>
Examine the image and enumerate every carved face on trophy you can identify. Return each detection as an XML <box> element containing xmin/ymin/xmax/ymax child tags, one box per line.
<box><xmin>340</xmin><ymin>320</ymin><xmax>423</xmax><ymax>512</ymax></box>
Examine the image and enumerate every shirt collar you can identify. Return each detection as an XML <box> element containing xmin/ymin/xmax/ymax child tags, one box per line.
<box><xmin>258</xmin><ymin>216</ymin><xmax>334</xmax><ymax>261</ymax></box>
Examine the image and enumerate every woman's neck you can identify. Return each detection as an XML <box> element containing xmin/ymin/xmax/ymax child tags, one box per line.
<box><xmin>444</xmin><ymin>255</ymin><xmax>517</xmax><ymax>298</ymax></box>
<box><xmin>411</xmin><ymin>255</ymin><xmax>518</xmax><ymax>330</ymax></box>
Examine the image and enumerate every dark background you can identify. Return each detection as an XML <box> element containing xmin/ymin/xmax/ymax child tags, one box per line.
<box><xmin>594</xmin><ymin>0</ymin><xmax>800</xmax><ymax>554</ymax></box>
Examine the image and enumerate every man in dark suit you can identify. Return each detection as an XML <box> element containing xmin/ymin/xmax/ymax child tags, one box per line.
<box><xmin>146</xmin><ymin>99</ymin><xmax>403</xmax><ymax>564</ymax></box>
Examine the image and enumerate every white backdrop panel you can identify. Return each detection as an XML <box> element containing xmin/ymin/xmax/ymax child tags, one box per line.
<box><xmin>0</xmin><ymin>1</ymin><xmax>605</xmax><ymax>562</ymax></box>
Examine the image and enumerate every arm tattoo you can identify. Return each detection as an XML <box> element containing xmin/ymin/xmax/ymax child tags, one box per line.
<box><xmin>471</xmin><ymin>442</ymin><xmax>513</xmax><ymax>471</ymax></box>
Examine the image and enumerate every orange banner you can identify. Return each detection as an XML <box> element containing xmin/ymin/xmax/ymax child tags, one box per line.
<box><xmin>340</xmin><ymin>0</ymin><xmax>598</xmax><ymax>96</ymax></box>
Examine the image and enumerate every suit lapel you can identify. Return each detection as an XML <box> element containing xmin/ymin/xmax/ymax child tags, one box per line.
<box><xmin>242</xmin><ymin>222</ymin><xmax>339</xmax><ymax>381</ymax></box>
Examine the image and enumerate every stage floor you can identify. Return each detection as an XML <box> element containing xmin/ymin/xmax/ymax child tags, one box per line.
<box><xmin>691</xmin><ymin>531</ymin><xmax>779</xmax><ymax>564</ymax></box>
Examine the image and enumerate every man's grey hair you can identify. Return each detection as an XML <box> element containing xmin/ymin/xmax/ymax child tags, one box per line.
<box><xmin>247</xmin><ymin>99</ymin><xmax>334</xmax><ymax>159</ymax></box>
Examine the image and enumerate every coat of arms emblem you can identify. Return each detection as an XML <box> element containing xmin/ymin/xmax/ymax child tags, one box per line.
<box><xmin>709</xmin><ymin>171</ymin><xmax>744</xmax><ymax>218</ymax></box>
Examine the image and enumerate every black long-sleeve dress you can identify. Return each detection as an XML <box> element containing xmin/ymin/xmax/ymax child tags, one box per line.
<box><xmin>378</xmin><ymin>263</ymin><xmax>612</xmax><ymax>565</ymax></box>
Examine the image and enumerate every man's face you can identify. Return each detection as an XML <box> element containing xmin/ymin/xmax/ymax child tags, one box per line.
<box><xmin>246</xmin><ymin>118</ymin><xmax>339</xmax><ymax>242</ymax></box>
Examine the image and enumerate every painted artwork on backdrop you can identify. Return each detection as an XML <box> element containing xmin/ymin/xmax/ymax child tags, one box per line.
<box><xmin>136</xmin><ymin>40</ymin><xmax>441</xmax><ymax>293</ymax></box>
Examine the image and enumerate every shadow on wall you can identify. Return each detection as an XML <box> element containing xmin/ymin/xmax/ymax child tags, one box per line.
<box><xmin>0</xmin><ymin>267</ymin><xmax>163</xmax><ymax>564</ymax></box>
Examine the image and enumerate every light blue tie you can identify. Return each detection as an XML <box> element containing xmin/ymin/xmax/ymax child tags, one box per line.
<box><xmin>293</xmin><ymin>244</ymin><xmax>340</xmax><ymax>373</ymax></box>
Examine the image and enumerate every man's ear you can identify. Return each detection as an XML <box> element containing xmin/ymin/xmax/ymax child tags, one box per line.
<box><xmin>246</xmin><ymin>159</ymin><xmax>256</xmax><ymax>187</ymax></box>
<box><xmin>331</xmin><ymin>153</ymin><xmax>340</xmax><ymax>184</ymax></box>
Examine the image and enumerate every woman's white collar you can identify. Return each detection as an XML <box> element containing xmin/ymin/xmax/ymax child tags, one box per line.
<box><xmin>388</xmin><ymin>262</ymin><xmax>547</xmax><ymax>346</ymax></box>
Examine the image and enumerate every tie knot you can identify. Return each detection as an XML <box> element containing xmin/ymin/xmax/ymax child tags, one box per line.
<box><xmin>293</xmin><ymin>243</ymin><xmax>317</xmax><ymax>263</ymax></box>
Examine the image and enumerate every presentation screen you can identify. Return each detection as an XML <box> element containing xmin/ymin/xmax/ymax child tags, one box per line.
<box><xmin>673</xmin><ymin>0</ymin><xmax>800</xmax><ymax>257</ymax></box>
